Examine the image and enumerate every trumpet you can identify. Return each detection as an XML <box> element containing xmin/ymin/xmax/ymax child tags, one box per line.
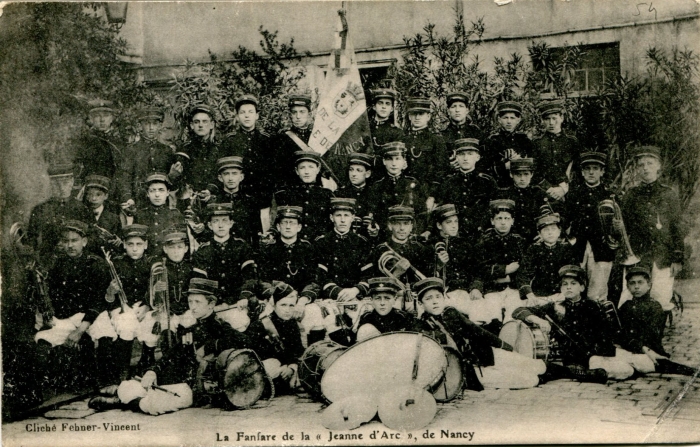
<box><xmin>597</xmin><ymin>197</ymin><xmax>640</xmax><ymax>266</ymax></box>
<box><xmin>149</xmin><ymin>258</ymin><xmax>173</xmax><ymax>347</ymax></box>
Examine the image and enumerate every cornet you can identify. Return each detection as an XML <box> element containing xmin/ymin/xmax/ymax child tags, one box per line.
<box><xmin>597</xmin><ymin>197</ymin><xmax>640</xmax><ymax>266</ymax></box>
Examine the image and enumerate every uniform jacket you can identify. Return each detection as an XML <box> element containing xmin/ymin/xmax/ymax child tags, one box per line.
<box><xmin>27</xmin><ymin>197</ymin><xmax>92</xmax><ymax>266</ymax></box>
<box><xmin>191</xmin><ymin>237</ymin><xmax>257</xmax><ymax>304</ymax></box>
<box><xmin>132</xmin><ymin>204</ymin><xmax>183</xmax><ymax>253</ymax></box>
<box><xmin>155</xmin><ymin>257</ymin><xmax>197</xmax><ymax>316</ymax></box>
<box><xmin>474</xmin><ymin>229</ymin><xmax>527</xmax><ymax>294</ymax></box>
<box><xmin>75</xmin><ymin>129</ymin><xmax>124</xmax><ymax>189</ymax></box>
<box><xmin>272</xmin><ymin>126</ymin><xmax>313</xmax><ymax>191</ymax></box>
<box><xmin>437</xmin><ymin>170</ymin><xmax>498</xmax><ymax>237</ymax></box>
<box><xmin>366</xmin><ymin>174</ymin><xmax>428</xmax><ymax>232</ymax></box>
<box><xmin>47</xmin><ymin>252</ymin><xmax>111</xmax><ymax>323</ymax></box>
<box><xmin>440</xmin><ymin>122</ymin><xmax>482</xmax><ymax>148</ymax></box>
<box><xmin>369</xmin><ymin>237</ymin><xmax>434</xmax><ymax>286</ymax></box>
<box><xmin>497</xmin><ymin>185</ymin><xmax>549</xmax><ymax>243</ymax></box>
<box><xmin>357</xmin><ymin>308</ymin><xmax>417</xmax><ymax>336</ymax></box>
<box><xmin>274</xmin><ymin>183</ymin><xmax>332</xmax><ymax>242</ymax></box>
<box><xmin>617</xmin><ymin>292</ymin><xmax>668</xmax><ymax>357</ymax></box>
<box><xmin>179</xmin><ymin>136</ymin><xmax>221</xmax><ymax>192</ymax></box>
<box><xmin>246</xmin><ymin>312</ymin><xmax>305</xmax><ymax>365</ymax></box>
<box><xmin>512</xmin><ymin>298</ymin><xmax>616</xmax><ymax>365</ymax></box>
<box><xmin>86</xmin><ymin>206</ymin><xmax>123</xmax><ymax>256</ymax></box>
<box><xmin>210</xmin><ymin>189</ymin><xmax>262</xmax><ymax>246</ymax></box>
<box><xmin>482</xmin><ymin>130</ymin><xmax>534</xmax><ymax>187</ymax></box>
<box><xmin>258</xmin><ymin>236</ymin><xmax>319</xmax><ymax>300</ymax></box>
<box><xmin>621</xmin><ymin>180</ymin><xmax>684</xmax><ymax>268</ymax></box>
<box><xmin>219</xmin><ymin>127</ymin><xmax>274</xmax><ymax>208</ymax></box>
<box><xmin>517</xmin><ymin>239</ymin><xmax>578</xmax><ymax>298</ymax></box>
<box><xmin>315</xmin><ymin>230</ymin><xmax>372</xmax><ymax>299</ymax></box>
<box><xmin>118</xmin><ymin>138</ymin><xmax>177</xmax><ymax>204</ymax></box>
<box><xmin>426</xmin><ymin>234</ymin><xmax>481</xmax><ymax>292</ymax></box>
<box><xmin>532</xmin><ymin>131</ymin><xmax>582</xmax><ymax>188</ymax></box>
<box><xmin>370</xmin><ymin>118</ymin><xmax>404</xmax><ymax>147</ymax></box>
<box><xmin>404</xmin><ymin>128</ymin><xmax>450</xmax><ymax>196</ymax></box>
<box><xmin>565</xmin><ymin>182</ymin><xmax>617</xmax><ymax>263</ymax></box>
<box><xmin>112</xmin><ymin>254</ymin><xmax>151</xmax><ymax>306</ymax></box>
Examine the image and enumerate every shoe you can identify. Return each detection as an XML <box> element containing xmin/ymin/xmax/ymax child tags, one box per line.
<box><xmin>88</xmin><ymin>396</ymin><xmax>122</xmax><ymax>411</ymax></box>
<box><xmin>568</xmin><ymin>365</ymin><xmax>608</xmax><ymax>384</ymax></box>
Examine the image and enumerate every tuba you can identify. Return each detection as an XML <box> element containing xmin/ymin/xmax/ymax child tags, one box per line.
<box><xmin>597</xmin><ymin>197</ymin><xmax>640</xmax><ymax>266</ymax></box>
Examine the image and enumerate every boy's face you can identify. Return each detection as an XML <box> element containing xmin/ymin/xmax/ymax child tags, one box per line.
<box><xmin>383</xmin><ymin>154</ymin><xmax>406</xmax><ymax>176</ymax></box>
<box><xmin>581</xmin><ymin>163</ymin><xmax>604</xmax><ymax>186</ymax></box>
<box><xmin>373</xmin><ymin>99</ymin><xmax>394</xmax><ymax>120</ymax></box>
<box><xmin>561</xmin><ymin>277</ymin><xmax>585</xmax><ymax>300</ymax></box>
<box><xmin>290</xmin><ymin>106</ymin><xmax>310</xmax><ymax>128</ymax></box>
<box><xmin>50</xmin><ymin>176</ymin><xmax>75</xmax><ymax>199</ymax></box>
<box><xmin>163</xmin><ymin>241</ymin><xmax>188</xmax><ymax>263</ymax></box>
<box><xmin>498</xmin><ymin>112</ymin><xmax>521</xmax><ymax>132</ymax></box>
<box><xmin>190</xmin><ymin>112</ymin><xmax>214</xmax><ymax>137</ymax></box>
<box><xmin>331</xmin><ymin>210</ymin><xmax>354</xmax><ymax>233</ymax></box>
<box><xmin>491</xmin><ymin>211</ymin><xmax>514</xmax><ymax>235</ymax></box>
<box><xmin>539</xmin><ymin>223</ymin><xmax>561</xmax><ymax>245</ymax></box>
<box><xmin>636</xmin><ymin>156</ymin><xmax>661</xmax><ymax>184</ymax></box>
<box><xmin>274</xmin><ymin>292</ymin><xmax>298</xmax><ymax>321</ymax></box>
<box><xmin>511</xmin><ymin>170</ymin><xmax>533</xmax><ymax>189</ymax></box>
<box><xmin>237</xmin><ymin>104</ymin><xmax>258</xmax><ymax>131</ymax></box>
<box><xmin>277</xmin><ymin>218</ymin><xmax>302</xmax><ymax>240</ymax></box>
<box><xmin>124</xmin><ymin>236</ymin><xmax>148</xmax><ymax>260</ymax></box>
<box><xmin>140</xmin><ymin>118</ymin><xmax>162</xmax><ymax>140</ymax></box>
<box><xmin>627</xmin><ymin>275</ymin><xmax>651</xmax><ymax>298</ymax></box>
<box><xmin>408</xmin><ymin>111</ymin><xmax>431</xmax><ymax>129</ymax></box>
<box><xmin>456</xmin><ymin>150</ymin><xmax>480</xmax><ymax>171</ymax></box>
<box><xmin>188</xmin><ymin>293</ymin><xmax>215</xmax><ymax>320</ymax></box>
<box><xmin>542</xmin><ymin>112</ymin><xmax>563</xmax><ymax>134</ymax></box>
<box><xmin>208</xmin><ymin>215</ymin><xmax>233</xmax><ymax>238</ymax></box>
<box><xmin>388</xmin><ymin>219</ymin><xmax>413</xmax><ymax>241</ymax></box>
<box><xmin>86</xmin><ymin>187</ymin><xmax>108</xmax><ymax>209</ymax></box>
<box><xmin>348</xmin><ymin>164</ymin><xmax>370</xmax><ymax>186</ymax></box>
<box><xmin>437</xmin><ymin>215</ymin><xmax>459</xmax><ymax>237</ymax></box>
<box><xmin>147</xmin><ymin>182</ymin><xmax>169</xmax><ymax>206</ymax></box>
<box><xmin>421</xmin><ymin>289</ymin><xmax>445</xmax><ymax>316</ymax></box>
<box><xmin>295</xmin><ymin>161</ymin><xmax>320</xmax><ymax>184</ymax></box>
<box><xmin>447</xmin><ymin>101</ymin><xmax>468</xmax><ymax>124</ymax></box>
<box><xmin>218</xmin><ymin>168</ymin><xmax>245</xmax><ymax>192</ymax></box>
<box><xmin>62</xmin><ymin>231</ymin><xmax>87</xmax><ymax>258</ymax></box>
<box><xmin>371</xmin><ymin>292</ymin><xmax>395</xmax><ymax>316</ymax></box>
<box><xmin>90</xmin><ymin>111</ymin><xmax>114</xmax><ymax>132</ymax></box>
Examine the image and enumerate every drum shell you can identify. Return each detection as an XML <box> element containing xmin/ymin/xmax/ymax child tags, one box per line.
<box><xmin>499</xmin><ymin>320</ymin><xmax>550</xmax><ymax>360</ymax></box>
<box><xmin>429</xmin><ymin>346</ymin><xmax>464</xmax><ymax>402</ymax></box>
<box><xmin>299</xmin><ymin>341</ymin><xmax>347</xmax><ymax>402</ymax></box>
<box><xmin>216</xmin><ymin>348</ymin><xmax>267</xmax><ymax>409</ymax></box>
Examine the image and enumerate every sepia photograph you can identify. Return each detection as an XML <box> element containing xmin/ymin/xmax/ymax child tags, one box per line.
<box><xmin>1</xmin><ymin>1</ymin><xmax>699</xmax><ymax>445</ymax></box>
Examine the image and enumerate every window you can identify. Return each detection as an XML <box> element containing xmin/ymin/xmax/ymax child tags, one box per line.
<box><xmin>550</xmin><ymin>42</ymin><xmax>620</xmax><ymax>94</ymax></box>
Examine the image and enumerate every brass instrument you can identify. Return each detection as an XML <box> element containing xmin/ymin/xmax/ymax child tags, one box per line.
<box><xmin>149</xmin><ymin>258</ymin><xmax>173</xmax><ymax>347</ymax></box>
<box><xmin>94</xmin><ymin>223</ymin><xmax>122</xmax><ymax>246</ymax></box>
<box><xmin>597</xmin><ymin>197</ymin><xmax>640</xmax><ymax>266</ymax></box>
<box><xmin>434</xmin><ymin>240</ymin><xmax>448</xmax><ymax>284</ymax></box>
<box><xmin>601</xmin><ymin>299</ymin><xmax>622</xmax><ymax>329</ymax></box>
<box><xmin>102</xmin><ymin>247</ymin><xmax>130</xmax><ymax>313</ymax></box>
<box><xmin>378</xmin><ymin>246</ymin><xmax>427</xmax><ymax>315</ymax></box>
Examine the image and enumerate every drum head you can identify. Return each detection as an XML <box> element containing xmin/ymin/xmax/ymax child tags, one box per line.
<box><xmin>499</xmin><ymin>321</ymin><xmax>536</xmax><ymax>359</ymax></box>
<box><xmin>321</xmin><ymin>332</ymin><xmax>447</xmax><ymax>404</ymax></box>
<box><xmin>219</xmin><ymin>350</ymin><xmax>266</xmax><ymax>408</ymax></box>
<box><xmin>299</xmin><ymin>341</ymin><xmax>346</xmax><ymax>401</ymax></box>
<box><xmin>378</xmin><ymin>386</ymin><xmax>436</xmax><ymax>431</ymax></box>
<box><xmin>431</xmin><ymin>347</ymin><xmax>464</xmax><ymax>402</ymax></box>
<box><xmin>321</xmin><ymin>395</ymin><xmax>378</xmax><ymax>430</ymax></box>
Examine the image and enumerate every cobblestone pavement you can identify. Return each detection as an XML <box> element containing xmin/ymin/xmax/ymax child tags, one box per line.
<box><xmin>4</xmin><ymin>280</ymin><xmax>700</xmax><ymax>446</ymax></box>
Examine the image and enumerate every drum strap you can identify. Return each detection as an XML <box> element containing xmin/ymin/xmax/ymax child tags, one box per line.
<box><xmin>261</xmin><ymin>316</ymin><xmax>285</xmax><ymax>352</ymax></box>
<box><xmin>428</xmin><ymin>317</ymin><xmax>459</xmax><ymax>351</ymax></box>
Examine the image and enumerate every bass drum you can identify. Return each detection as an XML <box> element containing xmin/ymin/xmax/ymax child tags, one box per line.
<box><xmin>321</xmin><ymin>332</ymin><xmax>447</xmax><ymax>404</ymax></box>
<box><xmin>216</xmin><ymin>348</ymin><xmax>267</xmax><ymax>409</ymax></box>
<box><xmin>430</xmin><ymin>346</ymin><xmax>464</xmax><ymax>402</ymax></box>
<box><xmin>299</xmin><ymin>341</ymin><xmax>347</xmax><ymax>402</ymax></box>
<box><xmin>499</xmin><ymin>320</ymin><xmax>550</xmax><ymax>361</ymax></box>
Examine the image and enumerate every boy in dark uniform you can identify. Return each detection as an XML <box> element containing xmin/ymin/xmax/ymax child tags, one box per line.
<box><xmin>219</xmin><ymin>94</ymin><xmax>274</xmax><ymax>209</ymax></box>
<box><xmin>619</xmin><ymin>146</ymin><xmax>684</xmax><ymax>314</ymax></box>
<box><xmin>118</xmin><ymin>106</ymin><xmax>180</xmax><ymax>210</ymax></box>
<box><xmin>404</xmin><ymin>97</ymin><xmax>449</xmax><ymax>204</ymax></box>
<box><xmin>473</xmin><ymin>199</ymin><xmax>527</xmax><ymax>327</ymax></box>
<box><xmin>132</xmin><ymin>173</ymin><xmax>183</xmax><ymax>255</ymax></box>
<box><xmin>209</xmin><ymin>156</ymin><xmax>262</xmax><ymax>246</ymax></box>
<box><xmin>274</xmin><ymin>150</ymin><xmax>332</xmax><ymax>241</ymax></box>
<box><xmin>532</xmin><ymin>100</ymin><xmax>582</xmax><ymax>201</ymax></box>
<box><xmin>90</xmin><ymin>278</ymin><xmax>251</xmax><ymax>414</ymax></box>
<box><xmin>517</xmin><ymin>213</ymin><xmax>578</xmax><ymax>305</ymax></box>
<box><xmin>366</xmin><ymin>141</ymin><xmax>428</xmax><ymax>234</ymax></box>
<box><xmin>192</xmin><ymin>203</ymin><xmax>257</xmax><ymax>329</ymax></box>
<box><xmin>34</xmin><ymin>220</ymin><xmax>111</xmax><ymax>391</ymax></box>
<box><xmin>512</xmin><ymin>265</ymin><xmax>611</xmax><ymax>382</ymax></box>
<box><xmin>440</xmin><ymin>91</ymin><xmax>482</xmax><ymax>149</ymax></box>
<box><xmin>83</xmin><ymin>175</ymin><xmax>122</xmax><ymax>255</ymax></box>
<box><xmin>179</xmin><ymin>104</ymin><xmax>221</xmax><ymax>195</ymax></box>
<box><xmin>369</xmin><ymin>88</ymin><xmax>404</xmax><ymax>146</ymax></box>
<box><xmin>334</xmin><ymin>152</ymin><xmax>379</xmax><ymax>236</ymax></box>
<box><xmin>565</xmin><ymin>152</ymin><xmax>616</xmax><ymax>302</ymax></box>
<box><xmin>26</xmin><ymin>163</ymin><xmax>92</xmax><ymax>267</ymax></box>
<box><xmin>482</xmin><ymin>101</ymin><xmax>534</xmax><ymax>187</ymax></box>
<box><xmin>355</xmin><ymin>277</ymin><xmax>416</xmax><ymax>341</ymax></box>
<box><xmin>437</xmin><ymin>138</ymin><xmax>498</xmax><ymax>238</ymax></box>
<box><xmin>498</xmin><ymin>158</ymin><xmax>548</xmax><ymax>242</ymax></box>
<box><xmin>273</xmin><ymin>94</ymin><xmax>315</xmax><ymax>190</ymax></box>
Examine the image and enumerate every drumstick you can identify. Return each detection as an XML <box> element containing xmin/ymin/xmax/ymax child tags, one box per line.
<box><xmin>133</xmin><ymin>376</ymin><xmax>181</xmax><ymax>397</ymax></box>
<box><xmin>412</xmin><ymin>333</ymin><xmax>423</xmax><ymax>382</ymax></box>
<box><xmin>543</xmin><ymin>315</ymin><xmax>578</xmax><ymax>346</ymax></box>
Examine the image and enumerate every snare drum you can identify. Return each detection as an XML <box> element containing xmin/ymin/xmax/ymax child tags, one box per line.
<box><xmin>499</xmin><ymin>320</ymin><xmax>550</xmax><ymax>361</ymax></box>
<box><xmin>430</xmin><ymin>346</ymin><xmax>464</xmax><ymax>402</ymax></box>
<box><xmin>216</xmin><ymin>348</ymin><xmax>267</xmax><ymax>409</ymax></box>
<box><xmin>299</xmin><ymin>341</ymin><xmax>347</xmax><ymax>402</ymax></box>
<box><xmin>321</xmin><ymin>332</ymin><xmax>447</xmax><ymax>404</ymax></box>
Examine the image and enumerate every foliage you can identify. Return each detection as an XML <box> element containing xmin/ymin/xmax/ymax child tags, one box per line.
<box><xmin>170</xmin><ymin>27</ymin><xmax>309</xmax><ymax>140</ymax></box>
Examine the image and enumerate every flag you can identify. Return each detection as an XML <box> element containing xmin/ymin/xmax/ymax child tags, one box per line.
<box><xmin>308</xmin><ymin>9</ymin><xmax>372</xmax><ymax>186</ymax></box>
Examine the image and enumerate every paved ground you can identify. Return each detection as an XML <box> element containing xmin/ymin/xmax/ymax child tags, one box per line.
<box><xmin>3</xmin><ymin>279</ymin><xmax>700</xmax><ymax>446</ymax></box>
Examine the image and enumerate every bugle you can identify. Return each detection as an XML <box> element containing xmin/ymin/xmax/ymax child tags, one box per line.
<box><xmin>149</xmin><ymin>258</ymin><xmax>173</xmax><ymax>346</ymax></box>
<box><xmin>597</xmin><ymin>197</ymin><xmax>640</xmax><ymax>266</ymax></box>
